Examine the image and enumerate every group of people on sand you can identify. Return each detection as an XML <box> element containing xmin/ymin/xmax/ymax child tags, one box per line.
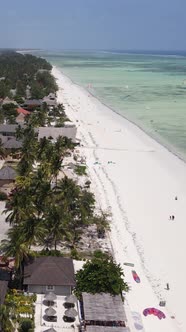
<box><xmin>169</xmin><ymin>196</ymin><xmax>177</xmax><ymax>221</ymax></box>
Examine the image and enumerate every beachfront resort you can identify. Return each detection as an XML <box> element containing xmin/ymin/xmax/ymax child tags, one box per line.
<box><xmin>0</xmin><ymin>49</ymin><xmax>185</xmax><ymax>332</ymax></box>
<box><xmin>0</xmin><ymin>51</ymin><xmax>131</xmax><ymax>332</ymax></box>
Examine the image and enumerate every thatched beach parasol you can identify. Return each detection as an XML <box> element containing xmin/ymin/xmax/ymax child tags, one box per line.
<box><xmin>45</xmin><ymin>307</ymin><xmax>56</xmax><ymax>317</ymax></box>
<box><xmin>44</xmin><ymin>292</ymin><xmax>57</xmax><ymax>301</ymax></box>
<box><xmin>43</xmin><ymin>328</ymin><xmax>57</xmax><ymax>332</ymax></box>
<box><xmin>64</xmin><ymin>308</ymin><xmax>78</xmax><ymax>318</ymax></box>
<box><xmin>65</xmin><ymin>294</ymin><xmax>77</xmax><ymax>304</ymax></box>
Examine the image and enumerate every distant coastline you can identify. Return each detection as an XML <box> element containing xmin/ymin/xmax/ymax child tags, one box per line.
<box><xmin>31</xmin><ymin>48</ymin><xmax>186</xmax><ymax>57</ymax></box>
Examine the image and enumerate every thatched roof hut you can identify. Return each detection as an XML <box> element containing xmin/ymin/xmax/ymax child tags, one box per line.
<box><xmin>0</xmin><ymin>166</ymin><xmax>16</xmax><ymax>180</ymax></box>
<box><xmin>4</xmin><ymin>138</ymin><xmax>22</xmax><ymax>149</ymax></box>
<box><xmin>82</xmin><ymin>293</ymin><xmax>127</xmax><ymax>322</ymax></box>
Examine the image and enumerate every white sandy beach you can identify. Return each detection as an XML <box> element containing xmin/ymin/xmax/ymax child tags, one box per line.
<box><xmin>53</xmin><ymin>66</ymin><xmax>186</xmax><ymax>332</ymax></box>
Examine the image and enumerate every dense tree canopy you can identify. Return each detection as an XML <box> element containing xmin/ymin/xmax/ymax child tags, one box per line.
<box><xmin>0</xmin><ymin>51</ymin><xmax>57</xmax><ymax>99</ymax></box>
<box><xmin>75</xmin><ymin>252</ymin><xmax>129</xmax><ymax>297</ymax></box>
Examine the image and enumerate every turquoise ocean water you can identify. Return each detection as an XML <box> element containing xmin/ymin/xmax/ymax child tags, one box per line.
<box><xmin>37</xmin><ymin>50</ymin><xmax>186</xmax><ymax>160</ymax></box>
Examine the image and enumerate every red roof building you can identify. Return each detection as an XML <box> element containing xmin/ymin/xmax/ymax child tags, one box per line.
<box><xmin>17</xmin><ymin>107</ymin><xmax>31</xmax><ymax>115</ymax></box>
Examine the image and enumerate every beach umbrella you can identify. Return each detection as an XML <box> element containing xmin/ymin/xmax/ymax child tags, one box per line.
<box><xmin>43</xmin><ymin>328</ymin><xmax>57</xmax><ymax>332</ymax></box>
<box><xmin>45</xmin><ymin>307</ymin><xmax>56</xmax><ymax>317</ymax></box>
<box><xmin>64</xmin><ymin>308</ymin><xmax>78</xmax><ymax>318</ymax></box>
<box><xmin>44</xmin><ymin>292</ymin><xmax>57</xmax><ymax>301</ymax></box>
<box><xmin>65</xmin><ymin>294</ymin><xmax>77</xmax><ymax>304</ymax></box>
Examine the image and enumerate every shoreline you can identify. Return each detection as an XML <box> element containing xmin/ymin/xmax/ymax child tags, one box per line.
<box><xmin>53</xmin><ymin>65</ymin><xmax>186</xmax><ymax>332</ymax></box>
<box><xmin>53</xmin><ymin>66</ymin><xmax>186</xmax><ymax>165</ymax></box>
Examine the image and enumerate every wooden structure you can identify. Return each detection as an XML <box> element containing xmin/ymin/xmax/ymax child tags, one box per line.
<box><xmin>86</xmin><ymin>327</ymin><xmax>130</xmax><ymax>332</ymax></box>
<box><xmin>82</xmin><ymin>293</ymin><xmax>127</xmax><ymax>328</ymax></box>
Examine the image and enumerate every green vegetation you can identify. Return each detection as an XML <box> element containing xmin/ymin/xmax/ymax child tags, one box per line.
<box><xmin>0</xmin><ymin>305</ymin><xmax>12</xmax><ymax>332</ymax></box>
<box><xmin>5</xmin><ymin>290</ymin><xmax>36</xmax><ymax>318</ymax></box>
<box><xmin>19</xmin><ymin>319</ymin><xmax>33</xmax><ymax>332</ymax></box>
<box><xmin>74</xmin><ymin>165</ymin><xmax>87</xmax><ymax>176</ymax></box>
<box><xmin>75</xmin><ymin>251</ymin><xmax>129</xmax><ymax>297</ymax></box>
<box><xmin>1</xmin><ymin>122</ymin><xmax>109</xmax><ymax>272</ymax></box>
<box><xmin>0</xmin><ymin>290</ymin><xmax>36</xmax><ymax>332</ymax></box>
<box><xmin>0</xmin><ymin>51</ymin><xmax>57</xmax><ymax>99</ymax></box>
<box><xmin>0</xmin><ymin>191</ymin><xmax>8</xmax><ymax>200</ymax></box>
<box><xmin>0</xmin><ymin>103</ymin><xmax>18</xmax><ymax>124</ymax></box>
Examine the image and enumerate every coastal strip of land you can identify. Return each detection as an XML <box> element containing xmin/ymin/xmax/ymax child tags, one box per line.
<box><xmin>53</xmin><ymin>66</ymin><xmax>186</xmax><ymax>332</ymax></box>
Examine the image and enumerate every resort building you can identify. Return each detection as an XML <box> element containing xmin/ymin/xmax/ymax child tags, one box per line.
<box><xmin>81</xmin><ymin>293</ymin><xmax>129</xmax><ymax>331</ymax></box>
<box><xmin>22</xmin><ymin>99</ymin><xmax>42</xmax><ymax>111</ymax></box>
<box><xmin>16</xmin><ymin>113</ymin><xmax>26</xmax><ymax>124</ymax></box>
<box><xmin>0</xmin><ymin>123</ymin><xmax>77</xmax><ymax>143</ymax></box>
<box><xmin>43</xmin><ymin>93</ymin><xmax>57</xmax><ymax>107</ymax></box>
<box><xmin>38</xmin><ymin>125</ymin><xmax>77</xmax><ymax>142</ymax></box>
<box><xmin>2</xmin><ymin>97</ymin><xmax>18</xmax><ymax>106</ymax></box>
<box><xmin>0</xmin><ymin>124</ymin><xmax>18</xmax><ymax>137</ymax></box>
<box><xmin>23</xmin><ymin>256</ymin><xmax>76</xmax><ymax>296</ymax></box>
<box><xmin>16</xmin><ymin>107</ymin><xmax>31</xmax><ymax>116</ymax></box>
<box><xmin>3</xmin><ymin>138</ymin><xmax>22</xmax><ymax>150</ymax></box>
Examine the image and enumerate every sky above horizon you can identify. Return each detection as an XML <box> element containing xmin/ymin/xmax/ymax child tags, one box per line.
<box><xmin>0</xmin><ymin>0</ymin><xmax>186</xmax><ymax>51</ymax></box>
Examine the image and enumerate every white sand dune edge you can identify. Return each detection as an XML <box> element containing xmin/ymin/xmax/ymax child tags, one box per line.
<box><xmin>52</xmin><ymin>66</ymin><xmax>185</xmax><ymax>332</ymax></box>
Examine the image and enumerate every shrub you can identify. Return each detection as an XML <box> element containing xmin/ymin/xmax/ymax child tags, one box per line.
<box><xmin>0</xmin><ymin>191</ymin><xmax>8</xmax><ymax>201</ymax></box>
<box><xmin>75</xmin><ymin>165</ymin><xmax>87</xmax><ymax>176</ymax></box>
<box><xmin>75</xmin><ymin>254</ymin><xmax>129</xmax><ymax>297</ymax></box>
<box><xmin>19</xmin><ymin>319</ymin><xmax>33</xmax><ymax>332</ymax></box>
<box><xmin>38</xmin><ymin>249</ymin><xmax>62</xmax><ymax>257</ymax></box>
<box><xmin>70</xmin><ymin>248</ymin><xmax>80</xmax><ymax>260</ymax></box>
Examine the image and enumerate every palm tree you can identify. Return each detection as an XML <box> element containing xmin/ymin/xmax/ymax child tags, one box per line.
<box><xmin>4</xmin><ymin>185</ymin><xmax>34</xmax><ymax>225</ymax></box>
<box><xmin>37</xmin><ymin>137</ymin><xmax>53</xmax><ymax>165</ymax></box>
<box><xmin>54</xmin><ymin>178</ymin><xmax>96</xmax><ymax>248</ymax></box>
<box><xmin>18</xmin><ymin>217</ymin><xmax>46</xmax><ymax>249</ymax></box>
<box><xmin>55</xmin><ymin>136</ymin><xmax>75</xmax><ymax>157</ymax></box>
<box><xmin>50</xmin><ymin>154</ymin><xmax>62</xmax><ymax>187</ymax></box>
<box><xmin>44</xmin><ymin>203</ymin><xmax>67</xmax><ymax>251</ymax></box>
<box><xmin>18</xmin><ymin>125</ymin><xmax>38</xmax><ymax>176</ymax></box>
<box><xmin>0</xmin><ymin>226</ymin><xmax>34</xmax><ymax>277</ymax></box>
<box><xmin>15</xmin><ymin>124</ymin><xmax>24</xmax><ymax>140</ymax></box>
<box><xmin>31</xmin><ymin>171</ymin><xmax>51</xmax><ymax>217</ymax></box>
